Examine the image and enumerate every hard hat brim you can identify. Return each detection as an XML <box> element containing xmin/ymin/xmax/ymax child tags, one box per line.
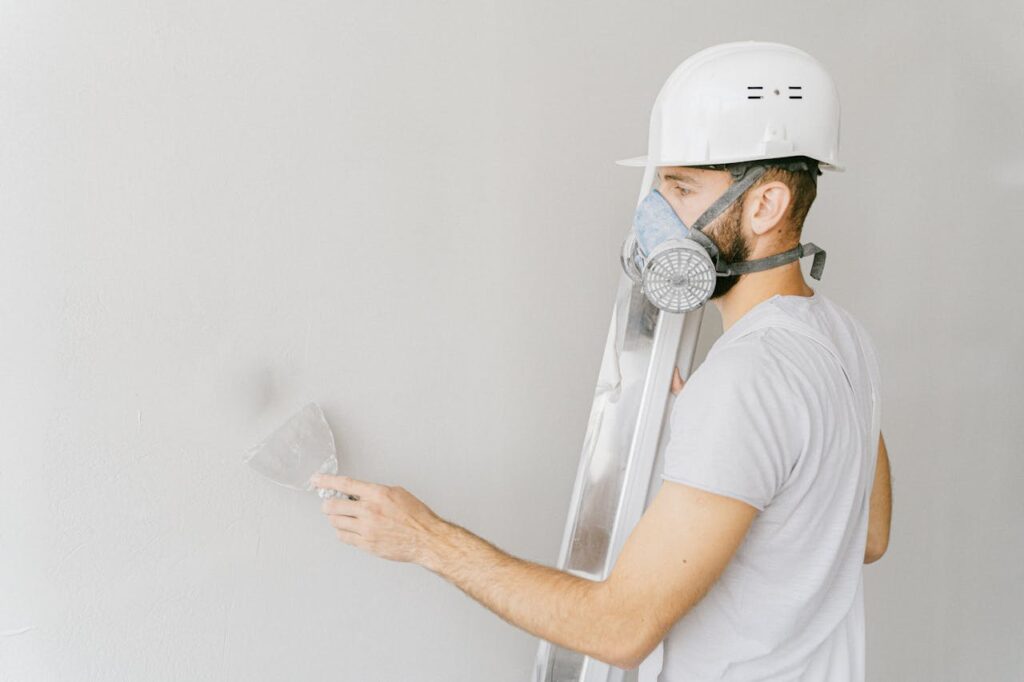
<box><xmin>614</xmin><ymin>155</ymin><xmax>650</xmax><ymax>167</ymax></box>
<box><xmin>615</xmin><ymin>154</ymin><xmax>845</xmax><ymax>173</ymax></box>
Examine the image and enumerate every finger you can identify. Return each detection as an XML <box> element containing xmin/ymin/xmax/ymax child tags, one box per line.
<box><xmin>335</xmin><ymin>528</ymin><xmax>369</xmax><ymax>549</ymax></box>
<box><xmin>670</xmin><ymin>367</ymin><xmax>683</xmax><ymax>394</ymax></box>
<box><xmin>328</xmin><ymin>514</ymin><xmax>362</xmax><ymax>533</ymax></box>
<box><xmin>311</xmin><ymin>474</ymin><xmax>380</xmax><ymax>499</ymax></box>
<box><xmin>321</xmin><ymin>497</ymin><xmax>363</xmax><ymax>517</ymax></box>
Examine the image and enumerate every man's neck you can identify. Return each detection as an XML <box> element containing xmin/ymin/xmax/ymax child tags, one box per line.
<box><xmin>712</xmin><ymin>262</ymin><xmax>815</xmax><ymax>332</ymax></box>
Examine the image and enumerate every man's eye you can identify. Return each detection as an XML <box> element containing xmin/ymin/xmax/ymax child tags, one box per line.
<box><xmin>674</xmin><ymin>186</ymin><xmax>691</xmax><ymax>195</ymax></box>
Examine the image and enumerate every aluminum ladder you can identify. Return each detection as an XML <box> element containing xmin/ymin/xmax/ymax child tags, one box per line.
<box><xmin>530</xmin><ymin>266</ymin><xmax>706</xmax><ymax>682</ymax></box>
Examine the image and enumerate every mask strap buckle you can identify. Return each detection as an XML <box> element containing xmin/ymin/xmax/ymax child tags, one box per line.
<box><xmin>802</xmin><ymin>242</ymin><xmax>827</xmax><ymax>280</ymax></box>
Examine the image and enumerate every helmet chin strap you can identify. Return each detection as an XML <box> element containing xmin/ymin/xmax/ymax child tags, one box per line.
<box><xmin>687</xmin><ymin>162</ymin><xmax>828</xmax><ymax>281</ymax></box>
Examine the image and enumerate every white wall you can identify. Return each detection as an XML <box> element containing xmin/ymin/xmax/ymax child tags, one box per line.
<box><xmin>2</xmin><ymin>1</ymin><xmax>1022</xmax><ymax>680</ymax></box>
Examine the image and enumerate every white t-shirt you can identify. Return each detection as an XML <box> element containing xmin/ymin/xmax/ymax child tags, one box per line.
<box><xmin>657</xmin><ymin>290</ymin><xmax>882</xmax><ymax>682</ymax></box>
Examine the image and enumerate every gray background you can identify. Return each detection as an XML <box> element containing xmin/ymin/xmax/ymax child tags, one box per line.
<box><xmin>2</xmin><ymin>1</ymin><xmax>1022</xmax><ymax>680</ymax></box>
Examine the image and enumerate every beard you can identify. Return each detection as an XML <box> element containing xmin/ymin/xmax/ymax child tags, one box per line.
<box><xmin>704</xmin><ymin>199</ymin><xmax>751</xmax><ymax>300</ymax></box>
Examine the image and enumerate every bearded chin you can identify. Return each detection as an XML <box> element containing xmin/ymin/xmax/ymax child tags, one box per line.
<box><xmin>711</xmin><ymin>273</ymin><xmax>741</xmax><ymax>300</ymax></box>
<box><xmin>707</xmin><ymin>205</ymin><xmax>750</xmax><ymax>301</ymax></box>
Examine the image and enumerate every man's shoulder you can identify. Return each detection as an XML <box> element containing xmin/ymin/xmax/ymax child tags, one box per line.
<box><xmin>696</xmin><ymin>331</ymin><xmax>784</xmax><ymax>386</ymax></box>
<box><xmin>702</xmin><ymin>306</ymin><xmax>832</xmax><ymax>388</ymax></box>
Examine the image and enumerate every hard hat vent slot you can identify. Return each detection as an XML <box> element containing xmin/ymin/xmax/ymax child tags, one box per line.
<box><xmin>747</xmin><ymin>86</ymin><xmax>764</xmax><ymax>100</ymax></box>
<box><xmin>788</xmin><ymin>86</ymin><xmax>803</xmax><ymax>99</ymax></box>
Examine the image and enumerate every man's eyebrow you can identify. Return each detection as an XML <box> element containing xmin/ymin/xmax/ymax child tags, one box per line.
<box><xmin>659</xmin><ymin>171</ymin><xmax>703</xmax><ymax>186</ymax></box>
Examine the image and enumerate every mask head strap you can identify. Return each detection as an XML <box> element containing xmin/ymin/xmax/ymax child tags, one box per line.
<box><xmin>690</xmin><ymin>159</ymin><xmax>827</xmax><ymax>282</ymax></box>
<box><xmin>718</xmin><ymin>242</ymin><xmax>827</xmax><ymax>280</ymax></box>
<box><xmin>690</xmin><ymin>157</ymin><xmax>822</xmax><ymax>234</ymax></box>
<box><xmin>685</xmin><ymin>224</ymin><xmax>720</xmax><ymax>261</ymax></box>
<box><xmin>688</xmin><ymin>163</ymin><xmax>767</xmax><ymax>233</ymax></box>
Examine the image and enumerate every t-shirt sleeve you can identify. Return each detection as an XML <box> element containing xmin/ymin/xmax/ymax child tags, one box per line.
<box><xmin>661</xmin><ymin>341</ymin><xmax>800</xmax><ymax>512</ymax></box>
<box><xmin>855</xmin><ymin>317</ymin><xmax>883</xmax><ymax>436</ymax></box>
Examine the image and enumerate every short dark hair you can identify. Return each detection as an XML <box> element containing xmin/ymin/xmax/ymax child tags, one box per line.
<box><xmin>755</xmin><ymin>159</ymin><xmax>819</xmax><ymax>238</ymax></box>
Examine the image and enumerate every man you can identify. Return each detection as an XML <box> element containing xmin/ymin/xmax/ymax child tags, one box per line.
<box><xmin>313</xmin><ymin>41</ymin><xmax>893</xmax><ymax>679</ymax></box>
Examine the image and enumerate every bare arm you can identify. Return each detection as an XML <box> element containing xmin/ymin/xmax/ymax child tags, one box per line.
<box><xmin>421</xmin><ymin>522</ymin><xmax>631</xmax><ymax>667</ymax></box>
<box><xmin>864</xmin><ymin>432</ymin><xmax>892</xmax><ymax>563</ymax></box>
<box><xmin>312</xmin><ymin>470</ymin><xmax>757</xmax><ymax>669</ymax></box>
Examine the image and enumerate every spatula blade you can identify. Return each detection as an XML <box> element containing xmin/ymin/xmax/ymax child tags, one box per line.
<box><xmin>243</xmin><ymin>402</ymin><xmax>338</xmax><ymax>491</ymax></box>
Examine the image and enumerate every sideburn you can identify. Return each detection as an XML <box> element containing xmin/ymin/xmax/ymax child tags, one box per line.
<box><xmin>707</xmin><ymin>200</ymin><xmax>751</xmax><ymax>300</ymax></box>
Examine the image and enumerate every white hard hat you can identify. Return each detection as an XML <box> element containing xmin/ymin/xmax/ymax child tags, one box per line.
<box><xmin>616</xmin><ymin>41</ymin><xmax>843</xmax><ymax>175</ymax></box>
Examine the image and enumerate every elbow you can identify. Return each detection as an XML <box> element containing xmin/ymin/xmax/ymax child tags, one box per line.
<box><xmin>616</xmin><ymin>643</ymin><xmax>658</xmax><ymax>671</ymax></box>
<box><xmin>605</xmin><ymin>632</ymin><xmax>657</xmax><ymax>671</ymax></box>
<box><xmin>864</xmin><ymin>523</ymin><xmax>891</xmax><ymax>564</ymax></box>
<box><xmin>592</xmin><ymin>581</ymin><xmax>662</xmax><ymax>670</ymax></box>
<box><xmin>592</xmin><ymin>638</ymin><xmax>638</xmax><ymax>670</ymax></box>
<box><xmin>864</xmin><ymin>538</ymin><xmax>889</xmax><ymax>564</ymax></box>
<box><xmin>604</xmin><ymin>649</ymin><xmax>642</xmax><ymax>671</ymax></box>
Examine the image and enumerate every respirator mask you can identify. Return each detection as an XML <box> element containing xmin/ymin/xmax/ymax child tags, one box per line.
<box><xmin>620</xmin><ymin>160</ymin><xmax>827</xmax><ymax>314</ymax></box>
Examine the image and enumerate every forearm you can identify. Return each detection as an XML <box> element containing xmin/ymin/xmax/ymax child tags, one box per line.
<box><xmin>418</xmin><ymin>519</ymin><xmax>626</xmax><ymax>666</ymax></box>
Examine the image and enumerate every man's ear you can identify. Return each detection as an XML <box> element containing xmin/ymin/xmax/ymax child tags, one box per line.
<box><xmin>747</xmin><ymin>181</ymin><xmax>791</xmax><ymax>237</ymax></box>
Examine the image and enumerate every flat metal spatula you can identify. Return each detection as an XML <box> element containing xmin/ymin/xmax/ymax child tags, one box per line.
<box><xmin>242</xmin><ymin>402</ymin><xmax>355</xmax><ymax>500</ymax></box>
